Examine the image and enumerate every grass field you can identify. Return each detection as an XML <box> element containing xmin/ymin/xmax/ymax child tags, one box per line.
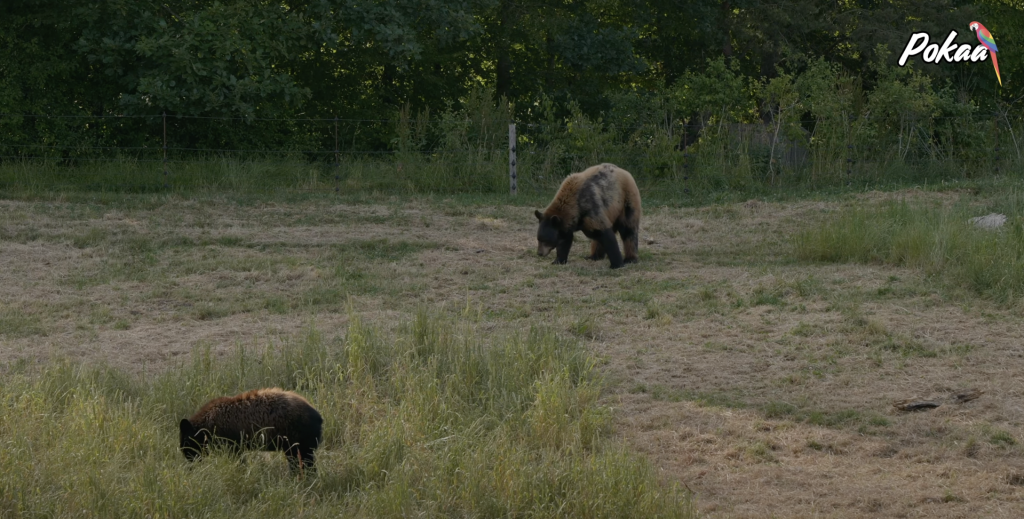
<box><xmin>4</xmin><ymin>176</ymin><xmax>1024</xmax><ymax>517</ymax></box>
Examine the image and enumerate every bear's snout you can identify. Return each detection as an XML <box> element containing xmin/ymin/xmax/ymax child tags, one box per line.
<box><xmin>537</xmin><ymin>243</ymin><xmax>554</xmax><ymax>256</ymax></box>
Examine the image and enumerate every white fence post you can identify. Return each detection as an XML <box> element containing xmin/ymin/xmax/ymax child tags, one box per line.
<box><xmin>508</xmin><ymin>122</ymin><xmax>517</xmax><ymax>196</ymax></box>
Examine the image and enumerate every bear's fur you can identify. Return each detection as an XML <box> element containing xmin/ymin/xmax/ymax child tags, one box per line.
<box><xmin>179</xmin><ymin>388</ymin><xmax>323</xmax><ymax>474</ymax></box>
<box><xmin>534</xmin><ymin>163</ymin><xmax>641</xmax><ymax>269</ymax></box>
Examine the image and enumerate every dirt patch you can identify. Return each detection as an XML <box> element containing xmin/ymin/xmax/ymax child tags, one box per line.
<box><xmin>3</xmin><ymin>192</ymin><xmax>1024</xmax><ymax>516</ymax></box>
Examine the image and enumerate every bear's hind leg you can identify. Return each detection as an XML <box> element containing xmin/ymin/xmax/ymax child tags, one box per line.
<box><xmin>587</xmin><ymin>240</ymin><xmax>606</xmax><ymax>260</ymax></box>
<box><xmin>618</xmin><ymin>225</ymin><xmax>639</xmax><ymax>264</ymax></box>
<box><xmin>597</xmin><ymin>229</ymin><xmax>624</xmax><ymax>269</ymax></box>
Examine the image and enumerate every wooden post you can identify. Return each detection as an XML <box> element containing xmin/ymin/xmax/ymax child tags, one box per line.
<box><xmin>508</xmin><ymin>122</ymin><xmax>517</xmax><ymax>195</ymax></box>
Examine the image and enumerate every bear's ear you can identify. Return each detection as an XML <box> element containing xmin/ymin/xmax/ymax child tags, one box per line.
<box><xmin>179</xmin><ymin>418</ymin><xmax>194</xmax><ymax>437</ymax></box>
<box><xmin>550</xmin><ymin>215</ymin><xmax>562</xmax><ymax>226</ymax></box>
<box><xmin>534</xmin><ymin>209</ymin><xmax>544</xmax><ymax>221</ymax></box>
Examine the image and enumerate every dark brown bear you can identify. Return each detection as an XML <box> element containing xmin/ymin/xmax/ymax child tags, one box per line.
<box><xmin>534</xmin><ymin>163</ymin><xmax>642</xmax><ymax>269</ymax></box>
<box><xmin>179</xmin><ymin>388</ymin><xmax>323</xmax><ymax>474</ymax></box>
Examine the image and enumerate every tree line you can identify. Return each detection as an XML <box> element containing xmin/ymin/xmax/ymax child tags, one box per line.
<box><xmin>1</xmin><ymin>0</ymin><xmax>1022</xmax><ymax>157</ymax></box>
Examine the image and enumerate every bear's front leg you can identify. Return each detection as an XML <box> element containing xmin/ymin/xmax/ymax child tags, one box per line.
<box><xmin>287</xmin><ymin>447</ymin><xmax>317</xmax><ymax>476</ymax></box>
<box><xmin>554</xmin><ymin>238</ymin><xmax>572</xmax><ymax>264</ymax></box>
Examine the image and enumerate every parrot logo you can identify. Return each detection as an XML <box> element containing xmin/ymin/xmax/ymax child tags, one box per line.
<box><xmin>969</xmin><ymin>21</ymin><xmax>1001</xmax><ymax>86</ymax></box>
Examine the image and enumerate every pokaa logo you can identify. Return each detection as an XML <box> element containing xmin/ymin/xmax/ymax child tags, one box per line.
<box><xmin>898</xmin><ymin>22</ymin><xmax>1002</xmax><ymax>85</ymax></box>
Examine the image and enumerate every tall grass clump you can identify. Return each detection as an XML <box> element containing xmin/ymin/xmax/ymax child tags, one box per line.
<box><xmin>342</xmin><ymin>87</ymin><xmax>512</xmax><ymax>194</ymax></box>
<box><xmin>795</xmin><ymin>193</ymin><xmax>1024</xmax><ymax>304</ymax></box>
<box><xmin>0</xmin><ymin>309</ymin><xmax>691</xmax><ymax>518</ymax></box>
<box><xmin>0</xmin><ymin>155</ymin><xmax>341</xmax><ymax>196</ymax></box>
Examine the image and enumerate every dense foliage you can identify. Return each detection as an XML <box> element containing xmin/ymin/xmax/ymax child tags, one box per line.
<box><xmin>4</xmin><ymin>1</ymin><xmax>1021</xmax><ymax>119</ymax></box>
<box><xmin>1</xmin><ymin>0</ymin><xmax>1022</xmax><ymax>193</ymax></box>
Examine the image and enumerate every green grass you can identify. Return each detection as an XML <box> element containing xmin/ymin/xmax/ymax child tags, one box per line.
<box><xmin>629</xmin><ymin>382</ymin><xmax>892</xmax><ymax>433</ymax></box>
<box><xmin>795</xmin><ymin>194</ymin><xmax>1024</xmax><ymax>304</ymax></box>
<box><xmin>988</xmin><ymin>427</ymin><xmax>1018</xmax><ymax>447</ymax></box>
<box><xmin>64</xmin><ymin>237</ymin><xmax>439</xmax><ymax>313</ymax></box>
<box><xmin>0</xmin><ymin>152</ymin><xmax>524</xmax><ymax>199</ymax></box>
<box><xmin>763</xmin><ymin>402</ymin><xmax>859</xmax><ymax>428</ymax></box>
<box><xmin>750</xmin><ymin>284</ymin><xmax>786</xmax><ymax>306</ymax></box>
<box><xmin>0</xmin><ymin>306</ymin><xmax>47</xmax><ymax>338</ymax></box>
<box><xmin>0</xmin><ymin>309</ymin><xmax>691</xmax><ymax>518</ymax></box>
<box><xmin>3</xmin><ymin>145</ymin><xmax>1023</xmax><ymax>211</ymax></box>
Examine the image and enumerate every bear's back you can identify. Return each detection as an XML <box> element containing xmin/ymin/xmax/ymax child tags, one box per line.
<box><xmin>190</xmin><ymin>388</ymin><xmax>321</xmax><ymax>438</ymax></box>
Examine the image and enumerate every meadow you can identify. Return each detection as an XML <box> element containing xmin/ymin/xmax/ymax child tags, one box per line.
<box><xmin>4</xmin><ymin>167</ymin><xmax>1024</xmax><ymax>517</ymax></box>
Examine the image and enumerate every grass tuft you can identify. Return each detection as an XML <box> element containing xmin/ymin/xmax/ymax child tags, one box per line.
<box><xmin>795</xmin><ymin>195</ymin><xmax>1024</xmax><ymax>304</ymax></box>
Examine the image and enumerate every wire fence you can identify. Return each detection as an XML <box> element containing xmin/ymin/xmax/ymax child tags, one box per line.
<box><xmin>1</xmin><ymin>112</ymin><xmax>1021</xmax><ymax>195</ymax></box>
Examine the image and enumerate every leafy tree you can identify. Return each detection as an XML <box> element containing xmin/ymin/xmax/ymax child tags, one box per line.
<box><xmin>72</xmin><ymin>1</ymin><xmax>322</xmax><ymax>118</ymax></box>
<box><xmin>0</xmin><ymin>1</ymin><xmax>87</xmax><ymax>116</ymax></box>
<box><xmin>673</xmin><ymin>56</ymin><xmax>753</xmax><ymax>125</ymax></box>
<box><xmin>1</xmin><ymin>0</ymin><xmax>1022</xmax><ymax>156</ymax></box>
<box><xmin>631</xmin><ymin>0</ymin><xmax>722</xmax><ymax>84</ymax></box>
<box><xmin>478</xmin><ymin>0</ymin><xmax>647</xmax><ymax>118</ymax></box>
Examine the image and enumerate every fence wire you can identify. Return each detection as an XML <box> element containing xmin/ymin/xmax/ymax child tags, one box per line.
<box><xmin>1</xmin><ymin>112</ymin><xmax>1021</xmax><ymax>194</ymax></box>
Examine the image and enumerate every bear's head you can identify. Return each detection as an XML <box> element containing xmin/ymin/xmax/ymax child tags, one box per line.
<box><xmin>534</xmin><ymin>210</ymin><xmax>566</xmax><ymax>257</ymax></box>
<box><xmin>179</xmin><ymin>418</ymin><xmax>210</xmax><ymax>461</ymax></box>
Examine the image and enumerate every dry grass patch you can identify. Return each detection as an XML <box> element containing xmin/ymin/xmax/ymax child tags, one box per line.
<box><xmin>4</xmin><ymin>189</ymin><xmax>1024</xmax><ymax>516</ymax></box>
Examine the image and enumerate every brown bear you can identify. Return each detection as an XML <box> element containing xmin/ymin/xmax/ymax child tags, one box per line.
<box><xmin>179</xmin><ymin>388</ymin><xmax>323</xmax><ymax>474</ymax></box>
<box><xmin>534</xmin><ymin>163</ymin><xmax>642</xmax><ymax>269</ymax></box>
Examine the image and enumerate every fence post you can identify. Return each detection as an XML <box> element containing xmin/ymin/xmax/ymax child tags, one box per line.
<box><xmin>509</xmin><ymin>122</ymin><xmax>517</xmax><ymax>196</ymax></box>
<box><xmin>162</xmin><ymin>112</ymin><xmax>168</xmax><ymax>189</ymax></box>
